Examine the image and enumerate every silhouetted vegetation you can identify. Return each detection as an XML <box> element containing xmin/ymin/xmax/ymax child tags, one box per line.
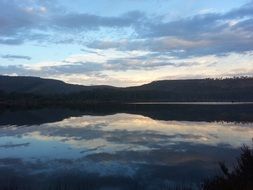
<box><xmin>203</xmin><ymin>143</ymin><xmax>253</xmax><ymax>190</ymax></box>
<box><xmin>1</xmin><ymin>76</ymin><xmax>253</xmax><ymax>104</ymax></box>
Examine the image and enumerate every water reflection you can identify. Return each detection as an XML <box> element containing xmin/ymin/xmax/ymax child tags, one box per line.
<box><xmin>0</xmin><ymin>109</ymin><xmax>253</xmax><ymax>189</ymax></box>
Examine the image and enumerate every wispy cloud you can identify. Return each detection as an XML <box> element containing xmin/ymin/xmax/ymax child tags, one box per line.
<box><xmin>1</xmin><ymin>0</ymin><xmax>253</xmax><ymax>57</ymax></box>
<box><xmin>1</xmin><ymin>54</ymin><xmax>31</xmax><ymax>60</ymax></box>
<box><xmin>0</xmin><ymin>0</ymin><xmax>253</xmax><ymax>85</ymax></box>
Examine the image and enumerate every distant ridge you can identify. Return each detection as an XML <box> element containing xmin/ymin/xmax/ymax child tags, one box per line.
<box><xmin>0</xmin><ymin>75</ymin><xmax>114</xmax><ymax>95</ymax></box>
<box><xmin>0</xmin><ymin>75</ymin><xmax>253</xmax><ymax>102</ymax></box>
<box><xmin>0</xmin><ymin>75</ymin><xmax>83</xmax><ymax>94</ymax></box>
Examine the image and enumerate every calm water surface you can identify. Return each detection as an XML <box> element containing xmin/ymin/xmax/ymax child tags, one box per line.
<box><xmin>0</xmin><ymin>107</ymin><xmax>253</xmax><ymax>189</ymax></box>
<box><xmin>131</xmin><ymin>102</ymin><xmax>253</xmax><ymax>105</ymax></box>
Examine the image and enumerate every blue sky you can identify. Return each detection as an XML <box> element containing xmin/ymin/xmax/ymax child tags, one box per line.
<box><xmin>0</xmin><ymin>0</ymin><xmax>253</xmax><ymax>86</ymax></box>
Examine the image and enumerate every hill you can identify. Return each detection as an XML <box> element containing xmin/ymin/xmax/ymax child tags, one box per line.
<box><xmin>0</xmin><ymin>75</ymin><xmax>114</xmax><ymax>95</ymax></box>
<box><xmin>0</xmin><ymin>75</ymin><xmax>253</xmax><ymax>103</ymax></box>
<box><xmin>0</xmin><ymin>75</ymin><xmax>85</xmax><ymax>94</ymax></box>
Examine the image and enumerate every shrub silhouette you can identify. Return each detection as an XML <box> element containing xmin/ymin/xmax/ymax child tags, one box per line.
<box><xmin>203</xmin><ymin>144</ymin><xmax>253</xmax><ymax>190</ymax></box>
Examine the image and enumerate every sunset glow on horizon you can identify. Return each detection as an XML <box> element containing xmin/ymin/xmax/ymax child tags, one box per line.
<box><xmin>1</xmin><ymin>0</ymin><xmax>253</xmax><ymax>86</ymax></box>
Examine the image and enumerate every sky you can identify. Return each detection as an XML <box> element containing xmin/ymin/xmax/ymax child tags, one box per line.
<box><xmin>0</xmin><ymin>0</ymin><xmax>253</xmax><ymax>86</ymax></box>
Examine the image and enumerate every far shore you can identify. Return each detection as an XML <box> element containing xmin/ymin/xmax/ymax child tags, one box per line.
<box><xmin>129</xmin><ymin>102</ymin><xmax>253</xmax><ymax>105</ymax></box>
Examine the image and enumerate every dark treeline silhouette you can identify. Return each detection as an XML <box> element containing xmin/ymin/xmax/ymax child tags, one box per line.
<box><xmin>203</xmin><ymin>143</ymin><xmax>253</xmax><ymax>190</ymax></box>
<box><xmin>1</xmin><ymin>76</ymin><xmax>253</xmax><ymax>103</ymax></box>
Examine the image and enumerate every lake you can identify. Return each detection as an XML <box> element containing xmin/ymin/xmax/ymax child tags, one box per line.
<box><xmin>0</xmin><ymin>104</ymin><xmax>253</xmax><ymax>190</ymax></box>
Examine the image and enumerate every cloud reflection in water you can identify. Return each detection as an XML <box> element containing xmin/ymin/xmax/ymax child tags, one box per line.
<box><xmin>0</xmin><ymin>113</ymin><xmax>252</xmax><ymax>183</ymax></box>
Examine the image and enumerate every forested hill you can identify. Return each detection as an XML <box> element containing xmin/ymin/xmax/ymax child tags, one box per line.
<box><xmin>0</xmin><ymin>75</ymin><xmax>85</xmax><ymax>94</ymax></box>
<box><xmin>0</xmin><ymin>75</ymin><xmax>115</xmax><ymax>94</ymax></box>
<box><xmin>0</xmin><ymin>75</ymin><xmax>253</xmax><ymax>102</ymax></box>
